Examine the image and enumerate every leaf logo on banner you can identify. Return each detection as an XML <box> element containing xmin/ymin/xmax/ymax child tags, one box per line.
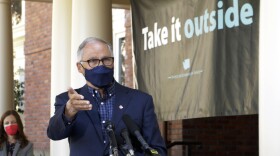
<box><xmin>183</xmin><ymin>59</ymin><xmax>190</xmax><ymax>70</ymax></box>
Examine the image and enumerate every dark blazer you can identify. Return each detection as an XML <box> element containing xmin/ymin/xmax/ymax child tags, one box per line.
<box><xmin>47</xmin><ymin>82</ymin><xmax>167</xmax><ymax>156</ymax></box>
<box><xmin>0</xmin><ymin>141</ymin><xmax>33</xmax><ymax>156</ymax></box>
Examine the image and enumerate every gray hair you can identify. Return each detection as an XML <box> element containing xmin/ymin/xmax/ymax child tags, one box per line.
<box><xmin>77</xmin><ymin>37</ymin><xmax>113</xmax><ymax>62</ymax></box>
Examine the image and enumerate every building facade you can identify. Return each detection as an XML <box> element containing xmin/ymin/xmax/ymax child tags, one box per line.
<box><xmin>2</xmin><ymin>0</ymin><xmax>279</xmax><ymax>156</ymax></box>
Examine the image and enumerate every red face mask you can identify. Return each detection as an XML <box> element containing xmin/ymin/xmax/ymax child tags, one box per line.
<box><xmin>5</xmin><ymin>124</ymin><xmax>18</xmax><ymax>135</ymax></box>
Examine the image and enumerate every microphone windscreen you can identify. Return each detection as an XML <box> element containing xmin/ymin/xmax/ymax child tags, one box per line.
<box><xmin>105</xmin><ymin>121</ymin><xmax>115</xmax><ymax>130</ymax></box>
<box><xmin>122</xmin><ymin>114</ymin><xmax>140</xmax><ymax>134</ymax></box>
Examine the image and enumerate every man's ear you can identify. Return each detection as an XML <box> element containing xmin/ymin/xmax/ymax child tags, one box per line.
<box><xmin>76</xmin><ymin>63</ymin><xmax>84</xmax><ymax>74</ymax></box>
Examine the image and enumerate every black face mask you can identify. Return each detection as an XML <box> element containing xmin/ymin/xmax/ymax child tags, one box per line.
<box><xmin>84</xmin><ymin>65</ymin><xmax>114</xmax><ymax>88</ymax></box>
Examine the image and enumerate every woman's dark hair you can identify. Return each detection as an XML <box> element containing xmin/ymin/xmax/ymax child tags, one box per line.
<box><xmin>0</xmin><ymin>110</ymin><xmax>29</xmax><ymax>148</ymax></box>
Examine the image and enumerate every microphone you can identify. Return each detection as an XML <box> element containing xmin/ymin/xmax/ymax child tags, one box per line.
<box><xmin>122</xmin><ymin>114</ymin><xmax>160</xmax><ymax>156</ymax></box>
<box><xmin>116</xmin><ymin>135</ymin><xmax>133</xmax><ymax>156</ymax></box>
<box><xmin>121</xmin><ymin>128</ymin><xmax>135</xmax><ymax>156</ymax></box>
<box><xmin>105</xmin><ymin>121</ymin><xmax>119</xmax><ymax>156</ymax></box>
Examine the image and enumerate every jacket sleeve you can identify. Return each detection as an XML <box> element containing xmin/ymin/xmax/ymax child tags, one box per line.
<box><xmin>141</xmin><ymin>95</ymin><xmax>167</xmax><ymax>156</ymax></box>
<box><xmin>47</xmin><ymin>92</ymin><xmax>76</xmax><ymax>140</ymax></box>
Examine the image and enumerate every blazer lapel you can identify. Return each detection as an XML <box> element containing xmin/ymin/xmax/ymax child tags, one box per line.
<box><xmin>12</xmin><ymin>142</ymin><xmax>20</xmax><ymax>156</ymax></box>
<box><xmin>80</xmin><ymin>85</ymin><xmax>103</xmax><ymax>142</ymax></box>
<box><xmin>78</xmin><ymin>83</ymin><xmax>132</xmax><ymax>142</ymax></box>
<box><xmin>111</xmin><ymin>83</ymin><xmax>132</xmax><ymax>127</ymax></box>
<box><xmin>1</xmin><ymin>142</ymin><xmax>7</xmax><ymax>156</ymax></box>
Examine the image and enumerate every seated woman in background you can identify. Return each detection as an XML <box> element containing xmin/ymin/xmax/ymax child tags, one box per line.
<box><xmin>0</xmin><ymin>110</ymin><xmax>33</xmax><ymax>156</ymax></box>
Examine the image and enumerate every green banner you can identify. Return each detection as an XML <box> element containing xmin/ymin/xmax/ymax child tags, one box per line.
<box><xmin>131</xmin><ymin>0</ymin><xmax>259</xmax><ymax>121</ymax></box>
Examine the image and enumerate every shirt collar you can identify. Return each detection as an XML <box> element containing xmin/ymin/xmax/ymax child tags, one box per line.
<box><xmin>87</xmin><ymin>81</ymin><xmax>115</xmax><ymax>98</ymax></box>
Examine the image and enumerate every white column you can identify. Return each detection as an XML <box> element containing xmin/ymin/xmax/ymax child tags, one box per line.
<box><xmin>71</xmin><ymin>0</ymin><xmax>112</xmax><ymax>88</ymax></box>
<box><xmin>0</xmin><ymin>0</ymin><xmax>14</xmax><ymax>115</ymax></box>
<box><xmin>259</xmin><ymin>1</ymin><xmax>280</xmax><ymax>156</ymax></box>
<box><xmin>50</xmin><ymin>0</ymin><xmax>72</xmax><ymax>156</ymax></box>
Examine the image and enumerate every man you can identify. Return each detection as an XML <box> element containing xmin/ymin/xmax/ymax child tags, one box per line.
<box><xmin>47</xmin><ymin>37</ymin><xmax>167</xmax><ymax>156</ymax></box>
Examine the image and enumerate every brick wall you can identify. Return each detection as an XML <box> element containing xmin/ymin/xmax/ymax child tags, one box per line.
<box><xmin>167</xmin><ymin>115</ymin><xmax>258</xmax><ymax>156</ymax></box>
<box><xmin>24</xmin><ymin>2</ymin><xmax>52</xmax><ymax>155</ymax></box>
<box><xmin>124</xmin><ymin>10</ymin><xmax>134</xmax><ymax>88</ymax></box>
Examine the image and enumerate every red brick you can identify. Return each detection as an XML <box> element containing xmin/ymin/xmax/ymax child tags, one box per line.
<box><xmin>24</xmin><ymin>1</ymin><xmax>52</xmax><ymax>153</ymax></box>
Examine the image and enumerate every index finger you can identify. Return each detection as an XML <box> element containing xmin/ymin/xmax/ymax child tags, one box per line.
<box><xmin>68</xmin><ymin>87</ymin><xmax>77</xmax><ymax>94</ymax></box>
<box><xmin>68</xmin><ymin>87</ymin><xmax>84</xmax><ymax>100</ymax></box>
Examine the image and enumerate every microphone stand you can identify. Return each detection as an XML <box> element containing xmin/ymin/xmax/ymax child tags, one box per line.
<box><xmin>119</xmin><ymin>144</ymin><xmax>133</xmax><ymax>156</ymax></box>
<box><xmin>106</xmin><ymin>121</ymin><xmax>119</xmax><ymax>156</ymax></box>
<box><xmin>108</xmin><ymin>145</ymin><xmax>118</xmax><ymax>156</ymax></box>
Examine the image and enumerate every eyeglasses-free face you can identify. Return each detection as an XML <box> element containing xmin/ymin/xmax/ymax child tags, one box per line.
<box><xmin>3</xmin><ymin>115</ymin><xmax>17</xmax><ymax>127</ymax></box>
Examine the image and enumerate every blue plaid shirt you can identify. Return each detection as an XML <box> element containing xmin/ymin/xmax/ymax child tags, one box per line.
<box><xmin>88</xmin><ymin>82</ymin><xmax>115</xmax><ymax>144</ymax></box>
